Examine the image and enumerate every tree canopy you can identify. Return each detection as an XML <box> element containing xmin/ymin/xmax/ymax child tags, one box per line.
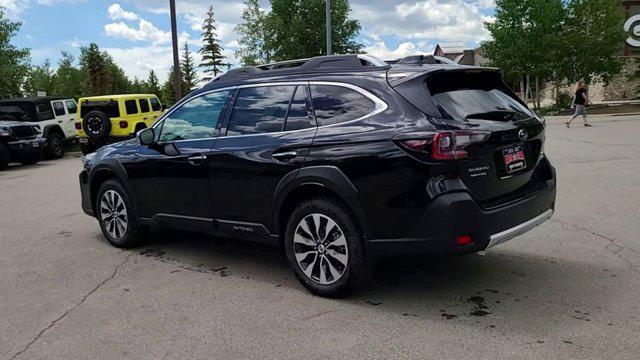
<box><xmin>0</xmin><ymin>8</ymin><xmax>30</xmax><ymax>99</ymax></box>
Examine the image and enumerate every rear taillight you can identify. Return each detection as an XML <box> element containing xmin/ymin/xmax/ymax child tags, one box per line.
<box><xmin>75</xmin><ymin>122</ymin><xmax>81</xmax><ymax>130</ymax></box>
<box><xmin>397</xmin><ymin>130</ymin><xmax>490</xmax><ymax>161</ymax></box>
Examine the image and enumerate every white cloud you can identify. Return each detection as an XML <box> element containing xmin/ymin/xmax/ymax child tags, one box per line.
<box><xmin>0</xmin><ymin>0</ymin><xmax>29</xmax><ymax>19</ymax></box>
<box><xmin>105</xmin><ymin>19</ymin><xmax>173</xmax><ymax>45</ymax></box>
<box><xmin>363</xmin><ymin>41</ymin><xmax>433</xmax><ymax>60</ymax></box>
<box><xmin>107</xmin><ymin>3</ymin><xmax>138</xmax><ymax>21</ymax></box>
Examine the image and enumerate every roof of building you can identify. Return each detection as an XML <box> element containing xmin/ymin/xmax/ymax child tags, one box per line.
<box><xmin>435</xmin><ymin>43</ymin><xmax>469</xmax><ymax>55</ymax></box>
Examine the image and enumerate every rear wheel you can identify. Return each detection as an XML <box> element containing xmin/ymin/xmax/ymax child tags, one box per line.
<box><xmin>96</xmin><ymin>180</ymin><xmax>145</xmax><ymax>248</ymax></box>
<box><xmin>83</xmin><ymin>111</ymin><xmax>111</xmax><ymax>139</ymax></box>
<box><xmin>46</xmin><ymin>132</ymin><xmax>64</xmax><ymax>159</ymax></box>
<box><xmin>0</xmin><ymin>143</ymin><xmax>10</xmax><ymax>170</ymax></box>
<box><xmin>284</xmin><ymin>197</ymin><xmax>369</xmax><ymax>298</ymax></box>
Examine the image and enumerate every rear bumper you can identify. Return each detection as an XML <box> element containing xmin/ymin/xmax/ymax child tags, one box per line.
<box><xmin>369</xmin><ymin>171</ymin><xmax>556</xmax><ymax>258</ymax></box>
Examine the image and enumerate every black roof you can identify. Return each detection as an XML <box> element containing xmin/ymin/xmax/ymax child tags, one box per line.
<box><xmin>0</xmin><ymin>96</ymin><xmax>62</xmax><ymax>104</ymax></box>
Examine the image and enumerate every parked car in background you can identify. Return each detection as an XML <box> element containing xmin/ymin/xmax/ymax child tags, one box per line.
<box><xmin>76</xmin><ymin>94</ymin><xmax>163</xmax><ymax>155</ymax></box>
<box><xmin>0</xmin><ymin>97</ymin><xmax>78</xmax><ymax>158</ymax></box>
<box><xmin>79</xmin><ymin>55</ymin><xmax>556</xmax><ymax>297</ymax></box>
<box><xmin>0</xmin><ymin>121</ymin><xmax>47</xmax><ymax>170</ymax></box>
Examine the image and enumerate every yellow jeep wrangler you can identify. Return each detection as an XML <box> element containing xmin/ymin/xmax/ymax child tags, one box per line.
<box><xmin>76</xmin><ymin>94</ymin><xmax>164</xmax><ymax>154</ymax></box>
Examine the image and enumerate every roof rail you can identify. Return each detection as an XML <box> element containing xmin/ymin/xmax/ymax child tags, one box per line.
<box><xmin>212</xmin><ymin>54</ymin><xmax>389</xmax><ymax>83</ymax></box>
<box><xmin>386</xmin><ymin>55</ymin><xmax>457</xmax><ymax>66</ymax></box>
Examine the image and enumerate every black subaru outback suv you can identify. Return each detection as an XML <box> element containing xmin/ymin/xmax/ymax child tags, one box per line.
<box><xmin>80</xmin><ymin>55</ymin><xmax>556</xmax><ymax>297</ymax></box>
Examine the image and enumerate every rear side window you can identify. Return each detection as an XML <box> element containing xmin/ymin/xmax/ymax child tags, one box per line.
<box><xmin>427</xmin><ymin>72</ymin><xmax>534</xmax><ymax>122</ymax></box>
<box><xmin>227</xmin><ymin>86</ymin><xmax>295</xmax><ymax>136</ymax></box>
<box><xmin>125</xmin><ymin>100</ymin><xmax>138</xmax><ymax>115</ymax></box>
<box><xmin>36</xmin><ymin>103</ymin><xmax>54</xmax><ymax>121</ymax></box>
<box><xmin>150</xmin><ymin>97</ymin><xmax>161</xmax><ymax>111</ymax></box>
<box><xmin>285</xmin><ymin>86</ymin><xmax>314</xmax><ymax>131</ymax></box>
<box><xmin>65</xmin><ymin>100</ymin><xmax>77</xmax><ymax>114</ymax></box>
<box><xmin>310</xmin><ymin>85</ymin><xmax>375</xmax><ymax>126</ymax></box>
<box><xmin>52</xmin><ymin>101</ymin><xmax>66</xmax><ymax>116</ymax></box>
<box><xmin>139</xmin><ymin>99</ymin><xmax>150</xmax><ymax>113</ymax></box>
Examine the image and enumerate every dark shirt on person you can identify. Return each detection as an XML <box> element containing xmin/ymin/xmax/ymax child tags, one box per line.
<box><xmin>574</xmin><ymin>89</ymin><xmax>587</xmax><ymax>105</ymax></box>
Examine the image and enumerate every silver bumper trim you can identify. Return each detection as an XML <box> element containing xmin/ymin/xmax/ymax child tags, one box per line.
<box><xmin>485</xmin><ymin>209</ymin><xmax>553</xmax><ymax>250</ymax></box>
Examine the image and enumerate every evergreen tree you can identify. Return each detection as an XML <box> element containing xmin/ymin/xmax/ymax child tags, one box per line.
<box><xmin>199</xmin><ymin>6</ymin><xmax>225</xmax><ymax>75</ymax></box>
<box><xmin>23</xmin><ymin>59</ymin><xmax>55</xmax><ymax>96</ymax></box>
<box><xmin>146</xmin><ymin>70</ymin><xmax>161</xmax><ymax>96</ymax></box>
<box><xmin>264</xmin><ymin>0</ymin><xmax>362</xmax><ymax>62</ymax></box>
<box><xmin>161</xmin><ymin>66</ymin><xmax>181</xmax><ymax>106</ymax></box>
<box><xmin>0</xmin><ymin>8</ymin><xmax>30</xmax><ymax>98</ymax></box>
<box><xmin>79</xmin><ymin>43</ymin><xmax>110</xmax><ymax>96</ymax></box>
<box><xmin>235</xmin><ymin>0</ymin><xmax>271</xmax><ymax>66</ymax></box>
<box><xmin>53</xmin><ymin>52</ymin><xmax>84</xmax><ymax>99</ymax></box>
<box><xmin>181</xmin><ymin>41</ymin><xmax>199</xmax><ymax>93</ymax></box>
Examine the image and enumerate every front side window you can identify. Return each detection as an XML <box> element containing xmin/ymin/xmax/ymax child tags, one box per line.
<box><xmin>125</xmin><ymin>100</ymin><xmax>138</xmax><ymax>115</ymax></box>
<box><xmin>159</xmin><ymin>90</ymin><xmax>231</xmax><ymax>142</ymax></box>
<box><xmin>52</xmin><ymin>101</ymin><xmax>66</xmax><ymax>116</ymax></box>
<box><xmin>139</xmin><ymin>99</ymin><xmax>150</xmax><ymax>113</ymax></box>
<box><xmin>65</xmin><ymin>100</ymin><xmax>77</xmax><ymax>114</ymax></box>
<box><xmin>227</xmin><ymin>86</ymin><xmax>295</xmax><ymax>136</ymax></box>
<box><xmin>310</xmin><ymin>85</ymin><xmax>376</xmax><ymax>126</ymax></box>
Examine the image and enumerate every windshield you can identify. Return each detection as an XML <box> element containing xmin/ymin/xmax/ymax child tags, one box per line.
<box><xmin>427</xmin><ymin>71</ymin><xmax>534</xmax><ymax>122</ymax></box>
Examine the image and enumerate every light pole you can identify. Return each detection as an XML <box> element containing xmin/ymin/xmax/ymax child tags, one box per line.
<box><xmin>326</xmin><ymin>0</ymin><xmax>332</xmax><ymax>55</ymax></box>
<box><xmin>169</xmin><ymin>0</ymin><xmax>182</xmax><ymax>101</ymax></box>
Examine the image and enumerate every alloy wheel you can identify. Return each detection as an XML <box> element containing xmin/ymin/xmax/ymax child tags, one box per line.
<box><xmin>87</xmin><ymin>117</ymin><xmax>103</xmax><ymax>135</ymax></box>
<box><xmin>51</xmin><ymin>137</ymin><xmax>63</xmax><ymax>156</ymax></box>
<box><xmin>293</xmin><ymin>213</ymin><xmax>349</xmax><ymax>285</ymax></box>
<box><xmin>100</xmin><ymin>190</ymin><xmax>128</xmax><ymax>239</ymax></box>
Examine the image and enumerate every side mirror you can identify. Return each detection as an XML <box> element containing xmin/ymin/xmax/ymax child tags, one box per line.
<box><xmin>138</xmin><ymin>127</ymin><xmax>155</xmax><ymax>146</ymax></box>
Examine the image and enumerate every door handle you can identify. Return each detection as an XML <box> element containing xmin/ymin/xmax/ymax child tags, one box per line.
<box><xmin>188</xmin><ymin>154</ymin><xmax>207</xmax><ymax>166</ymax></box>
<box><xmin>272</xmin><ymin>150</ymin><xmax>298</xmax><ymax>162</ymax></box>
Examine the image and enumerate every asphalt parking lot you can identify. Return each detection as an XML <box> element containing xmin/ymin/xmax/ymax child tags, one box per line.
<box><xmin>1</xmin><ymin>115</ymin><xmax>639</xmax><ymax>359</ymax></box>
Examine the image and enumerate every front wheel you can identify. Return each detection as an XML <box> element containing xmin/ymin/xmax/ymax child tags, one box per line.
<box><xmin>46</xmin><ymin>132</ymin><xmax>64</xmax><ymax>159</ymax></box>
<box><xmin>96</xmin><ymin>180</ymin><xmax>145</xmax><ymax>248</ymax></box>
<box><xmin>284</xmin><ymin>197</ymin><xmax>369</xmax><ymax>298</ymax></box>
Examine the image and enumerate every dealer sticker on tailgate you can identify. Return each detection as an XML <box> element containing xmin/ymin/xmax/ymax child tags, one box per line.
<box><xmin>503</xmin><ymin>145</ymin><xmax>527</xmax><ymax>173</ymax></box>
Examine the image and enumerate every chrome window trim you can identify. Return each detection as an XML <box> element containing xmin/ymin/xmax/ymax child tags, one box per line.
<box><xmin>152</xmin><ymin>81</ymin><xmax>389</xmax><ymax>142</ymax></box>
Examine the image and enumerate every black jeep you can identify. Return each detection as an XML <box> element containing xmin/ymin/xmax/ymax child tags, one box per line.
<box><xmin>0</xmin><ymin>121</ymin><xmax>46</xmax><ymax>170</ymax></box>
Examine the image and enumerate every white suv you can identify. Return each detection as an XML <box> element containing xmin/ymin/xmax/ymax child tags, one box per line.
<box><xmin>0</xmin><ymin>97</ymin><xmax>78</xmax><ymax>158</ymax></box>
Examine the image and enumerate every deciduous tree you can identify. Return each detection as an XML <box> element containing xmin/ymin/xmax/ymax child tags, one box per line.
<box><xmin>0</xmin><ymin>8</ymin><xmax>30</xmax><ymax>98</ymax></box>
<box><xmin>235</xmin><ymin>0</ymin><xmax>271</xmax><ymax>66</ymax></box>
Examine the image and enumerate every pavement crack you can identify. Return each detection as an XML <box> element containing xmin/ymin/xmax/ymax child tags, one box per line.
<box><xmin>9</xmin><ymin>254</ymin><xmax>132</xmax><ymax>360</ymax></box>
<box><xmin>552</xmin><ymin>219</ymin><xmax>640</xmax><ymax>275</ymax></box>
<box><xmin>303</xmin><ymin>310</ymin><xmax>337</xmax><ymax>321</ymax></box>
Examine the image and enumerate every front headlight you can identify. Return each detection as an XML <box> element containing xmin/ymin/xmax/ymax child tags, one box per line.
<box><xmin>83</xmin><ymin>152</ymin><xmax>96</xmax><ymax>170</ymax></box>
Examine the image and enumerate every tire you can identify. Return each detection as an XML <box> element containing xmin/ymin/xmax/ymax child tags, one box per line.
<box><xmin>20</xmin><ymin>150</ymin><xmax>43</xmax><ymax>165</ymax></box>
<box><xmin>284</xmin><ymin>197</ymin><xmax>370</xmax><ymax>298</ymax></box>
<box><xmin>83</xmin><ymin>110</ymin><xmax>111</xmax><ymax>139</ymax></box>
<box><xmin>0</xmin><ymin>143</ymin><xmax>10</xmax><ymax>170</ymax></box>
<box><xmin>80</xmin><ymin>142</ymin><xmax>97</xmax><ymax>155</ymax></box>
<box><xmin>95</xmin><ymin>179</ymin><xmax>145</xmax><ymax>248</ymax></box>
<box><xmin>46</xmin><ymin>132</ymin><xmax>64</xmax><ymax>159</ymax></box>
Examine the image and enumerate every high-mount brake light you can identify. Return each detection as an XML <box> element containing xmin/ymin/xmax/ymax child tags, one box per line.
<box><xmin>397</xmin><ymin>130</ymin><xmax>490</xmax><ymax>160</ymax></box>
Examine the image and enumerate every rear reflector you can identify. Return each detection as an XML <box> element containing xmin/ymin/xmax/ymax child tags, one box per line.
<box><xmin>119</xmin><ymin>121</ymin><xmax>128</xmax><ymax>129</ymax></box>
<box><xmin>457</xmin><ymin>235</ymin><xmax>473</xmax><ymax>246</ymax></box>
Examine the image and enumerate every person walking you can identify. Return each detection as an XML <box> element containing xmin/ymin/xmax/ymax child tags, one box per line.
<box><xmin>566</xmin><ymin>81</ymin><xmax>591</xmax><ymax>127</ymax></box>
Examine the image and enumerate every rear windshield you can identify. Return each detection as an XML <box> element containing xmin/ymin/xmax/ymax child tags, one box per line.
<box><xmin>79</xmin><ymin>100</ymin><xmax>120</xmax><ymax>118</ymax></box>
<box><xmin>427</xmin><ymin>71</ymin><xmax>534</xmax><ymax>122</ymax></box>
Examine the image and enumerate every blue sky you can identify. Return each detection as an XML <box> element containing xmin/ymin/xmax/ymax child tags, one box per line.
<box><xmin>3</xmin><ymin>0</ymin><xmax>496</xmax><ymax>82</ymax></box>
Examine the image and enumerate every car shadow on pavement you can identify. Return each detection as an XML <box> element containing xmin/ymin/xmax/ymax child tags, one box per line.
<box><xmin>129</xmin><ymin>229</ymin><xmax>610</xmax><ymax>331</ymax></box>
